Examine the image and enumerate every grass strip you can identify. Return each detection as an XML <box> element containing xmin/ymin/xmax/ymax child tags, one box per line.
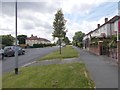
<box><xmin>40</xmin><ymin>45</ymin><xmax>78</xmax><ymax>60</ymax></box>
<box><xmin>3</xmin><ymin>63</ymin><xmax>94</xmax><ymax>88</ymax></box>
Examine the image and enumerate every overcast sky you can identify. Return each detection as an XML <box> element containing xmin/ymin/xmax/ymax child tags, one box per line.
<box><xmin>0</xmin><ymin>0</ymin><xmax>119</xmax><ymax>42</ymax></box>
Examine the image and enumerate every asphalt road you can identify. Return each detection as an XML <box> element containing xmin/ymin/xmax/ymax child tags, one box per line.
<box><xmin>2</xmin><ymin>46</ymin><xmax>59</xmax><ymax>74</ymax></box>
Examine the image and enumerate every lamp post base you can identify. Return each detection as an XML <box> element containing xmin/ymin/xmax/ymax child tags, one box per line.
<box><xmin>117</xmin><ymin>41</ymin><xmax>120</xmax><ymax>64</ymax></box>
<box><xmin>15</xmin><ymin>68</ymin><xmax>18</xmax><ymax>74</ymax></box>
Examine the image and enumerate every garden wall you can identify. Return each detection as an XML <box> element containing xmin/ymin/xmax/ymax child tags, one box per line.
<box><xmin>89</xmin><ymin>47</ymin><xmax>100</xmax><ymax>55</ymax></box>
<box><xmin>117</xmin><ymin>41</ymin><xmax>120</xmax><ymax>63</ymax></box>
<box><xmin>89</xmin><ymin>41</ymin><xmax>102</xmax><ymax>55</ymax></box>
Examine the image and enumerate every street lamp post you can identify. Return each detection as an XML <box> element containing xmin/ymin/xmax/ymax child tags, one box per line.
<box><xmin>118</xmin><ymin>1</ymin><xmax>120</xmax><ymax>64</ymax></box>
<box><xmin>15</xmin><ymin>0</ymin><xmax>18</xmax><ymax>74</ymax></box>
<box><xmin>117</xmin><ymin>21</ymin><xmax>119</xmax><ymax>62</ymax></box>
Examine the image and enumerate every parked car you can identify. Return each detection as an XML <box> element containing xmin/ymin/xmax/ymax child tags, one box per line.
<box><xmin>4</xmin><ymin>46</ymin><xmax>25</xmax><ymax>57</ymax></box>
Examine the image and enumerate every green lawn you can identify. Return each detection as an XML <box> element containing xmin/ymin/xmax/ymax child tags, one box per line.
<box><xmin>0</xmin><ymin>76</ymin><xmax>1</xmax><ymax>89</ymax></box>
<box><xmin>3</xmin><ymin>63</ymin><xmax>94</xmax><ymax>88</ymax></box>
<box><xmin>40</xmin><ymin>45</ymin><xmax>78</xmax><ymax>60</ymax></box>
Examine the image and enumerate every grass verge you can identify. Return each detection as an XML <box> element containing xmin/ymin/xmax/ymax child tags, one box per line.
<box><xmin>3</xmin><ymin>63</ymin><xmax>94</xmax><ymax>88</ymax></box>
<box><xmin>0</xmin><ymin>76</ymin><xmax>1</xmax><ymax>89</ymax></box>
<box><xmin>40</xmin><ymin>45</ymin><xmax>78</xmax><ymax>60</ymax></box>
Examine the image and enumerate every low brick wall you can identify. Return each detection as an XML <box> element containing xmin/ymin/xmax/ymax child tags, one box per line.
<box><xmin>88</xmin><ymin>41</ymin><xmax>118</xmax><ymax>62</ymax></box>
<box><xmin>89</xmin><ymin>41</ymin><xmax>103</xmax><ymax>55</ymax></box>
<box><xmin>89</xmin><ymin>47</ymin><xmax>100</xmax><ymax>55</ymax></box>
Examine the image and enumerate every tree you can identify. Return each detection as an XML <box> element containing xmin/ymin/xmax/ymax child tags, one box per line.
<box><xmin>73</xmin><ymin>31</ymin><xmax>85</xmax><ymax>47</ymax></box>
<box><xmin>63</xmin><ymin>37</ymin><xmax>70</xmax><ymax>45</ymax></box>
<box><xmin>17</xmin><ymin>35</ymin><xmax>27</xmax><ymax>44</ymax></box>
<box><xmin>52</xmin><ymin>9</ymin><xmax>66</xmax><ymax>54</ymax></box>
<box><xmin>0</xmin><ymin>34</ymin><xmax>14</xmax><ymax>46</ymax></box>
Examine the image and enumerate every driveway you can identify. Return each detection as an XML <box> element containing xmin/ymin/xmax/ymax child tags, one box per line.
<box><xmin>2</xmin><ymin>46</ymin><xmax>59</xmax><ymax>74</ymax></box>
<box><xmin>74</xmin><ymin>47</ymin><xmax>118</xmax><ymax>88</ymax></box>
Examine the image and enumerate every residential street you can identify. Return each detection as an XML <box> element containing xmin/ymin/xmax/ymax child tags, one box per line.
<box><xmin>2</xmin><ymin>45</ymin><xmax>119</xmax><ymax>88</ymax></box>
<box><xmin>2</xmin><ymin>46</ymin><xmax>59</xmax><ymax>74</ymax></box>
<box><xmin>1</xmin><ymin>0</ymin><xmax>120</xmax><ymax>89</ymax></box>
<box><xmin>74</xmin><ymin>46</ymin><xmax>118</xmax><ymax>88</ymax></box>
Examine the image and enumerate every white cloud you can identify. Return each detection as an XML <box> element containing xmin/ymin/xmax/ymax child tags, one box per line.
<box><xmin>66</xmin><ymin>14</ymin><xmax>115</xmax><ymax>41</ymax></box>
<box><xmin>0</xmin><ymin>15</ymin><xmax>15</xmax><ymax>37</ymax></box>
<box><xmin>62</xmin><ymin>0</ymin><xmax>110</xmax><ymax>15</ymax></box>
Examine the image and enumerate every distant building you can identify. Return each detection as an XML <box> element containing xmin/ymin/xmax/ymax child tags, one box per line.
<box><xmin>26</xmin><ymin>34</ymin><xmax>51</xmax><ymax>46</ymax></box>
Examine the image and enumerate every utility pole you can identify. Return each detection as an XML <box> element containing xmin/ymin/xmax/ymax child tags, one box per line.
<box><xmin>15</xmin><ymin>0</ymin><xmax>18</xmax><ymax>74</ymax></box>
<box><xmin>118</xmin><ymin>1</ymin><xmax>120</xmax><ymax>63</ymax></box>
<box><xmin>118</xmin><ymin>1</ymin><xmax>120</xmax><ymax>90</ymax></box>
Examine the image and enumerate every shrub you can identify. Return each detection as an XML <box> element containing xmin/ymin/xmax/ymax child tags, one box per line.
<box><xmin>32</xmin><ymin>43</ymin><xmax>56</xmax><ymax>48</ymax></box>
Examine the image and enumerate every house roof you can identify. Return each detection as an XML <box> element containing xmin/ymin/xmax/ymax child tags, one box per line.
<box><xmin>86</xmin><ymin>15</ymin><xmax>120</xmax><ymax>35</ymax></box>
<box><xmin>94</xmin><ymin>15</ymin><xmax>120</xmax><ymax>32</ymax></box>
<box><xmin>108</xmin><ymin>15</ymin><xmax>120</xmax><ymax>23</ymax></box>
<box><xmin>26</xmin><ymin>35</ymin><xmax>50</xmax><ymax>42</ymax></box>
<box><xmin>85</xmin><ymin>31</ymin><xmax>93</xmax><ymax>36</ymax></box>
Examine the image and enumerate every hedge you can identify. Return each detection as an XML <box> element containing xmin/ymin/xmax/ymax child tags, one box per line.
<box><xmin>31</xmin><ymin>43</ymin><xmax>56</xmax><ymax>48</ymax></box>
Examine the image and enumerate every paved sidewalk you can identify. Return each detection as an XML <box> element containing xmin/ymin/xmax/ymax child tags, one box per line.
<box><xmin>74</xmin><ymin>46</ymin><xmax>118</xmax><ymax>88</ymax></box>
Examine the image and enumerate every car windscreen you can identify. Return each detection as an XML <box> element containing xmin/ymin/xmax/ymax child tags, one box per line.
<box><xmin>4</xmin><ymin>47</ymin><xmax>11</xmax><ymax>50</ymax></box>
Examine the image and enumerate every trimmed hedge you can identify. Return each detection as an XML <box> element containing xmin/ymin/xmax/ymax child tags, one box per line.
<box><xmin>31</xmin><ymin>43</ymin><xmax>56</xmax><ymax>48</ymax></box>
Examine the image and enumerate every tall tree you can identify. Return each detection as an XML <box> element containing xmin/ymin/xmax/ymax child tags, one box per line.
<box><xmin>63</xmin><ymin>37</ymin><xmax>70</xmax><ymax>45</ymax></box>
<box><xmin>52</xmin><ymin>9</ymin><xmax>66</xmax><ymax>54</ymax></box>
<box><xmin>0</xmin><ymin>34</ymin><xmax>14</xmax><ymax>46</ymax></box>
<box><xmin>73</xmin><ymin>31</ymin><xmax>85</xmax><ymax>46</ymax></box>
<box><xmin>17</xmin><ymin>35</ymin><xmax>27</xmax><ymax>44</ymax></box>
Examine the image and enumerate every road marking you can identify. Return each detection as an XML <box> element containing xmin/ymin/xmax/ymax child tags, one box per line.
<box><xmin>22</xmin><ymin>61</ymin><xmax>36</xmax><ymax>67</ymax></box>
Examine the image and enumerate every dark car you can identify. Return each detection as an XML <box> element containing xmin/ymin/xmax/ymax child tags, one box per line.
<box><xmin>4</xmin><ymin>46</ymin><xmax>25</xmax><ymax>57</ymax></box>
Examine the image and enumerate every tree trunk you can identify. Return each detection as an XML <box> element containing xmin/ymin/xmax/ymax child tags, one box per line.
<box><xmin>59</xmin><ymin>38</ymin><xmax>61</xmax><ymax>54</ymax></box>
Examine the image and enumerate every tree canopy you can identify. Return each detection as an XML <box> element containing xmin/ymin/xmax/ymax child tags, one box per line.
<box><xmin>73</xmin><ymin>31</ymin><xmax>85</xmax><ymax>42</ymax></box>
<box><xmin>17</xmin><ymin>35</ymin><xmax>27</xmax><ymax>44</ymax></box>
<box><xmin>63</xmin><ymin>37</ymin><xmax>70</xmax><ymax>45</ymax></box>
<box><xmin>73</xmin><ymin>31</ymin><xmax>85</xmax><ymax>47</ymax></box>
<box><xmin>0</xmin><ymin>34</ymin><xmax>14</xmax><ymax>46</ymax></box>
<box><xmin>52</xmin><ymin>9</ymin><xmax>66</xmax><ymax>54</ymax></box>
<box><xmin>52</xmin><ymin>9</ymin><xmax>66</xmax><ymax>38</ymax></box>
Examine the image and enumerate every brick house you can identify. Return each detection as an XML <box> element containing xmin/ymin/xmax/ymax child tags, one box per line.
<box><xmin>26</xmin><ymin>34</ymin><xmax>51</xmax><ymax>46</ymax></box>
<box><xmin>83</xmin><ymin>15</ymin><xmax>120</xmax><ymax>50</ymax></box>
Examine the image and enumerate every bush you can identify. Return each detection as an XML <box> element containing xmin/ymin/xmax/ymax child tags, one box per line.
<box><xmin>76</xmin><ymin>42</ymin><xmax>83</xmax><ymax>48</ymax></box>
<box><xmin>32</xmin><ymin>43</ymin><xmax>56</xmax><ymax>48</ymax></box>
<box><xmin>33</xmin><ymin>44</ymin><xmax>44</xmax><ymax>48</ymax></box>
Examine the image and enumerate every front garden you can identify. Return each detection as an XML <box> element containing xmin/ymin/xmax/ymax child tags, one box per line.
<box><xmin>90</xmin><ymin>34</ymin><xmax>118</xmax><ymax>59</ymax></box>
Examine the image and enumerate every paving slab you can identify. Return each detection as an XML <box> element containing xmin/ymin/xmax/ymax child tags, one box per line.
<box><xmin>74</xmin><ymin>46</ymin><xmax>118</xmax><ymax>88</ymax></box>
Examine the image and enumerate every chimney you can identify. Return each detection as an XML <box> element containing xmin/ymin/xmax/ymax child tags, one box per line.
<box><xmin>97</xmin><ymin>24</ymin><xmax>100</xmax><ymax>28</ymax></box>
<box><xmin>105</xmin><ymin>18</ymin><xmax>108</xmax><ymax>23</ymax></box>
